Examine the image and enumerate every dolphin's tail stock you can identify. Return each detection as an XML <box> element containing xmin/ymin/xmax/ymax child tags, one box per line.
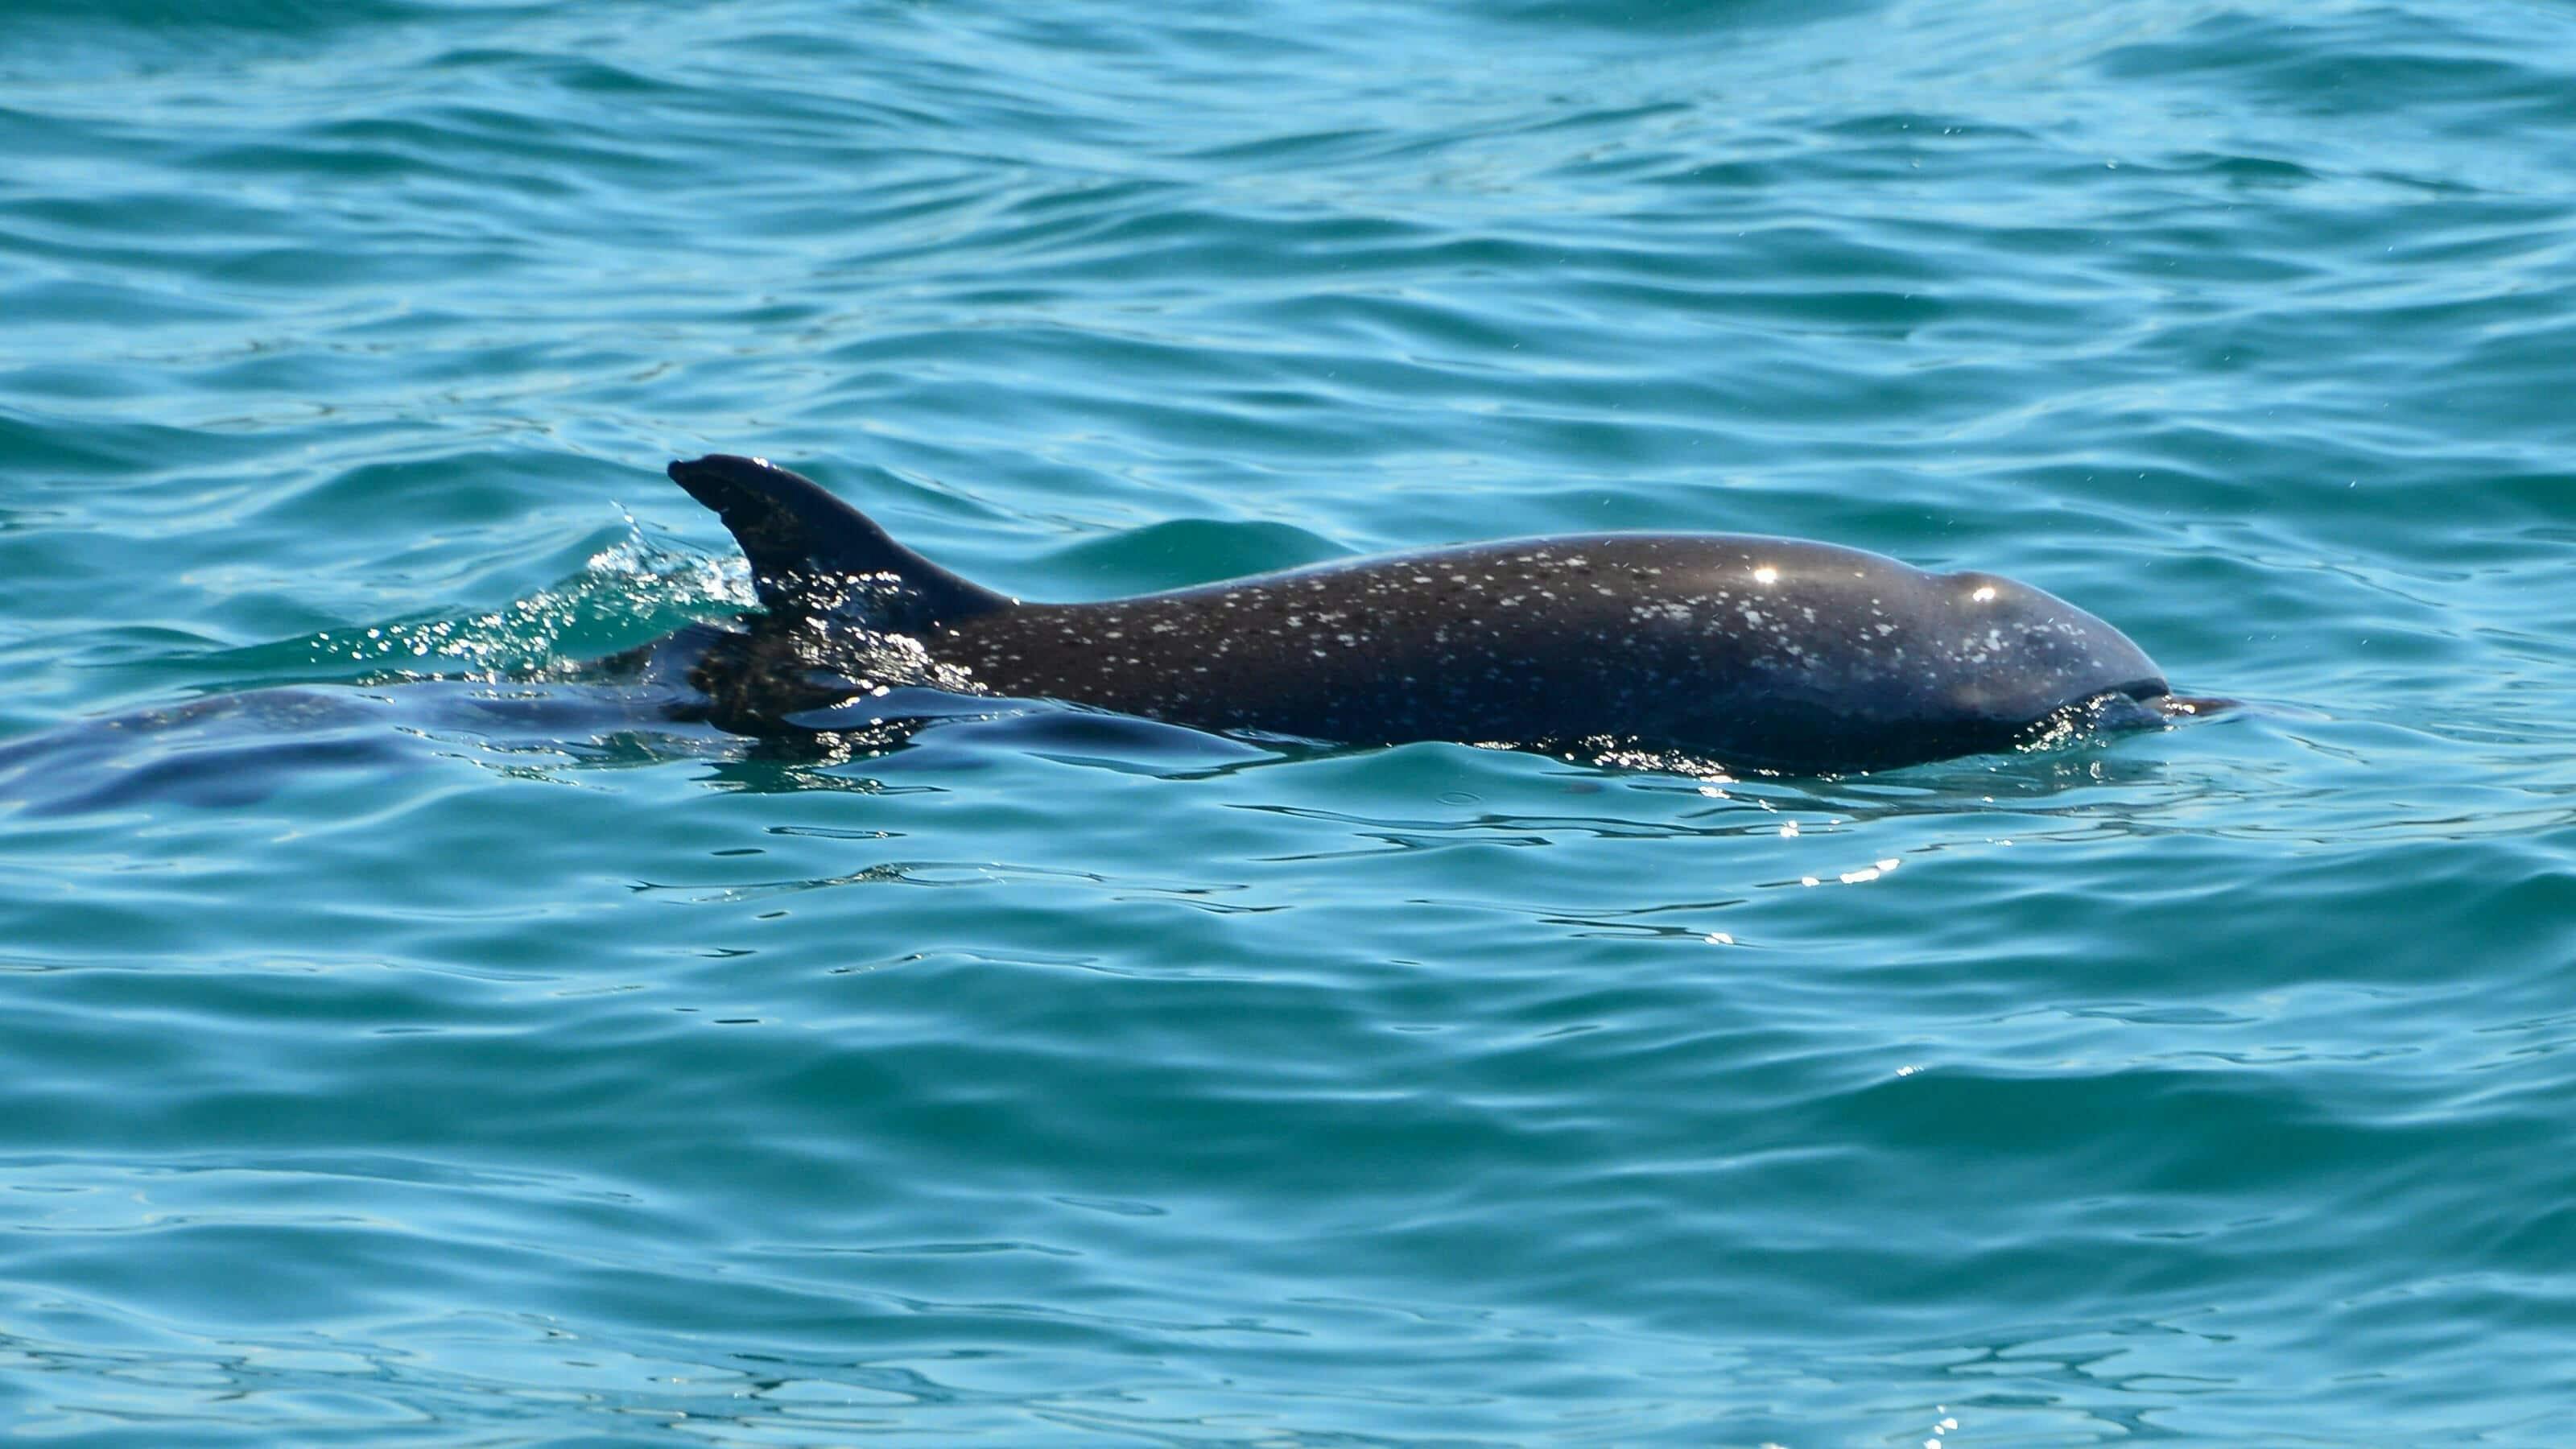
<box><xmin>666</xmin><ymin>455</ymin><xmax>1010</xmax><ymax>634</ymax></box>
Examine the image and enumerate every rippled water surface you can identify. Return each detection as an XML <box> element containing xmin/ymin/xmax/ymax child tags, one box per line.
<box><xmin>4</xmin><ymin>1</ymin><xmax>2574</xmax><ymax>1443</ymax></box>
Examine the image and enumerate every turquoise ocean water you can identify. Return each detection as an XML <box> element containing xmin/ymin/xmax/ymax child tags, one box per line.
<box><xmin>4</xmin><ymin>1</ymin><xmax>2574</xmax><ymax>1442</ymax></box>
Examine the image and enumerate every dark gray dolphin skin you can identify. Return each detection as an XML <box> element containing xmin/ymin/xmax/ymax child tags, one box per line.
<box><xmin>655</xmin><ymin>454</ymin><xmax>2212</xmax><ymax>774</ymax></box>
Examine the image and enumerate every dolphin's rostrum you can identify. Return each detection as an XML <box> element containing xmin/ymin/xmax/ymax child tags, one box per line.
<box><xmin>654</xmin><ymin>453</ymin><xmax>2209</xmax><ymax>774</ymax></box>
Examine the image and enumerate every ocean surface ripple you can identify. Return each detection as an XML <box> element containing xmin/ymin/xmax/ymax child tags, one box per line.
<box><xmin>2</xmin><ymin>1</ymin><xmax>2573</xmax><ymax>1443</ymax></box>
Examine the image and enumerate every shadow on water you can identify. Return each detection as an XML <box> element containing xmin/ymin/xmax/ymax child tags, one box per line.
<box><xmin>0</xmin><ymin>682</ymin><xmax>714</xmax><ymax>817</ymax></box>
<box><xmin>0</xmin><ymin>679</ymin><xmax>1295</xmax><ymax>817</ymax></box>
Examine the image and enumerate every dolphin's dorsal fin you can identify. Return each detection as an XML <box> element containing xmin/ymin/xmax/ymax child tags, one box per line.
<box><xmin>667</xmin><ymin>454</ymin><xmax>1010</xmax><ymax>632</ymax></box>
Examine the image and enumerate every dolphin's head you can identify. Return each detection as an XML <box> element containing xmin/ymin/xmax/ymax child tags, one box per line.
<box><xmin>1929</xmin><ymin>570</ymin><xmax>2174</xmax><ymax>730</ymax></box>
<box><xmin>1622</xmin><ymin>538</ymin><xmax>2219</xmax><ymax>771</ymax></box>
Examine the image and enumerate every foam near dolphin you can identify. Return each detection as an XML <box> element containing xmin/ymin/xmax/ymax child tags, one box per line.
<box><xmin>655</xmin><ymin>453</ymin><xmax>2217</xmax><ymax>774</ymax></box>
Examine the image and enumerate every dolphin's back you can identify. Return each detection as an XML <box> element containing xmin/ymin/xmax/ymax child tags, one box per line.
<box><xmin>930</xmin><ymin>533</ymin><xmax>2165</xmax><ymax>768</ymax></box>
<box><xmin>667</xmin><ymin>455</ymin><xmax>2177</xmax><ymax>771</ymax></box>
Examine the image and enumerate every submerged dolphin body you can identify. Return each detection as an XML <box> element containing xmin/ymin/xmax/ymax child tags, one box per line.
<box><xmin>649</xmin><ymin>454</ymin><xmax>2205</xmax><ymax>774</ymax></box>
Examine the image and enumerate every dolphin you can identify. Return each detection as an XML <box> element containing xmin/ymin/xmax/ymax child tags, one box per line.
<box><xmin>644</xmin><ymin>453</ymin><xmax>2215</xmax><ymax>774</ymax></box>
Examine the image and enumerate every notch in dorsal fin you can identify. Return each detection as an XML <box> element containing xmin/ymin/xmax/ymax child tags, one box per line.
<box><xmin>667</xmin><ymin>454</ymin><xmax>1010</xmax><ymax>631</ymax></box>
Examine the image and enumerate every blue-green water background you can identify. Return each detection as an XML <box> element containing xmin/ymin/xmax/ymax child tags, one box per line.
<box><xmin>4</xmin><ymin>1</ymin><xmax>2574</xmax><ymax>1443</ymax></box>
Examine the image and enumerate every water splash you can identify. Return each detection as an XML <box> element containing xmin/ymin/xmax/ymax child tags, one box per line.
<box><xmin>291</xmin><ymin>523</ymin><xmax>754</xmax><ymax>685</ymax></box>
